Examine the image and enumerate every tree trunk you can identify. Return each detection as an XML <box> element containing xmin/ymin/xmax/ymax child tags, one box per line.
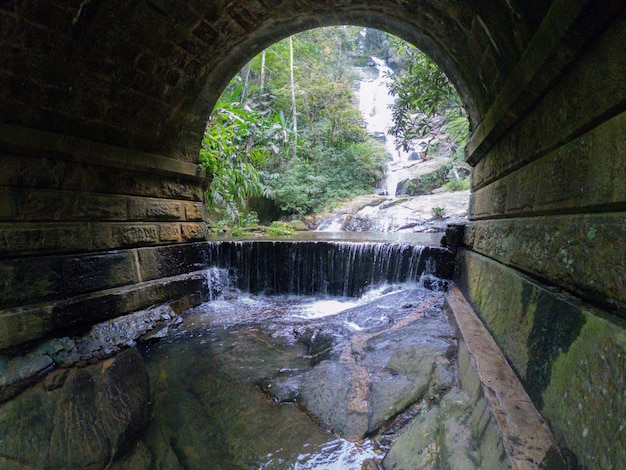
<box><xmin>289</xmin><ymin>36</ymin><xmax>297</xmax><ymax>159</ymax></box>
<box><xmin>260</xmin><ymin>50</ymin><xmax>266</xmax><ymax>93</ymax></box>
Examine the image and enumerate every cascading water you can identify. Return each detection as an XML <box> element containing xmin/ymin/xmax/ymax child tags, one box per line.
<box><xmin>203</xmin><ymin>240</ymin><xmax>454</xmax><ymax>297</ymax></box>
<box><xmin>358</xmin><ymin>57</ymin><xmax>412</xmax><ymax>196</ymax></box>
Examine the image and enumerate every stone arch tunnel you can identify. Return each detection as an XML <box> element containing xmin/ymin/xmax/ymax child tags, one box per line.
<box><xmin>0</xmin><ymin>1</ymin><xmax>624</xmax><ymax>468</ymax></box>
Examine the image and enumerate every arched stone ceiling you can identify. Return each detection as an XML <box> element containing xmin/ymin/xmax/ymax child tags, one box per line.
<box><xmin>0</xmin><ymin>0</ymin><xmax>549</xmax><ymax>159</ymax></box>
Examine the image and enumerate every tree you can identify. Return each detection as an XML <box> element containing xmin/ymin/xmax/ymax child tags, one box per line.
<box><xmin>201</xmin><ymin>26</ymin><xmax>390</xmax><ymax>222</ymax></box>
<box><xmin>386</xmin><ymin>39</ymin><xmax>469</xmax><ymax>154</ymax></box>
<box><xmin>199</xmin><ymin>86</ymin><xmax>288</xmax><ymax>225</ymax></box>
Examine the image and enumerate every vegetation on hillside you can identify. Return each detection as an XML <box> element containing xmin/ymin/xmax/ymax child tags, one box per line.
<box><xmin>386</xmin><ymin>38</ymin><xmax>469</xmax><ymax>160</ymax></box>
<box><xmin>199</xmin><ymin>27</ymin><xmax>469</xmax><ymax>232</ymax></box>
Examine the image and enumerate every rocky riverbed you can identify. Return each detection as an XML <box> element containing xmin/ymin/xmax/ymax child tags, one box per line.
<box><xmin>0</xmin><ymin>277</ymin><xmax>485</xmax><ymax>469</ymax></box>
<box><xmin>314</xmin><ymin>190</ymin><xmax>469</xmax><ymax>233</ymax></box>
<box><xmin>115</xmin><ymin>281</ymin><xmax>483</xmax><ymax>469</ymax></box>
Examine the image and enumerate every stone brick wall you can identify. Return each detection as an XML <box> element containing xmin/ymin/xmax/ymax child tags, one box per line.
<box><xmin>0</xmin><ymin>0</ymin><xmax>548</xmax><ymax>157</ymax></box>
<box><xmin>0</xmin><ymin>125</ymin><xmax>209</xmax><ymax>351</ymax></box>
<box><xmin>0</xmin><ymin>125</ymin><xmax>207</xmax><ymax>257</ymax></box>
<box><xmin>459</xmin><ymin>8</ymin><xmax>626</xmax><ymax>469</ymax></box>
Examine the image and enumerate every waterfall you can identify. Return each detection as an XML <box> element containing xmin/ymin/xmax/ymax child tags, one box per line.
<box><xmin>204</xmin><ymin>241</ymin><xmax>454</xmax><ymax>297</ymax></box>
<box><xmin>203</xmin><ymin>266</ymin><xmax>231</xmax><ymax>301</ymax></box>
<box><xmin>358</xmin><ymin>57</ymin><xmax>412</xmax><ymax>196</ymax></box>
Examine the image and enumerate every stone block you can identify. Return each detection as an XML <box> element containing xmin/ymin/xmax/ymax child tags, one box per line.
<box><xmin>61</xmin><ymin>250</ymin><xmax>139</xmax><ymax>296</ymax></box>
<box><xmin>0</xmin><ymin>223</ymin><xmax>98</xmax><ymax>255</ymax></box>
<box><xmin>158</xmin><ymin>223</ymin><xmax>181</xmax><ymax>242</ymax></box>
<box><xmin>128</xmin><ymin>198</ymin><xmax>183</xmax><ymax>220</ymax></box>
<box><xmin>184</xmin><ymin>202</ymin><xmax>203</xmax><ymax>221</ymax></box>
<box><xmin>71</xmin><ymin>193</ymin><xmax>128</xmax><ymax>220</ymax></box>
<box><xmin>0</xmin><ymin>304</ymin><xmax>54</xmax><ymax>351</ymax></box>
<box><xmin>464</xmin><ymin>214</ymin><xmax>626</xmax><ymax>314</ymax></box>
<box><xmin>146</xmin><ymin>200</ymin><xmax>182</xmax><ymax>219</ymax></box>
<box><xmin>14</xmin><ymin>189</ymin><xmax>129</xmax><ymax>221</ymax></box>
<box><xmin>137</xmin><ymin>242</ymin><xmax>208</xmax><ymax>281</ymax></box>
<box><xmin>456</xmin><ymin>250</ymin><xmax>626</xmax><ymax>469</ymax></box>
<box><xmin>116</xmin><ymin>224</ymin><xmax>159</xmax><ymax>246</ymax></box>
<box><xmin>0</xmin><ymin>188</ymin><xmax>15</xmax><ymax>218</ymax></box>
<box><xmin>0</xmin><ymin>257</ymin><xmax>64</xmax><ymax>309</ymax></box>
<box><xmin>181</xmin><ymin>222</ymin><xmax>207</xmax><ymax>241</ymax></box>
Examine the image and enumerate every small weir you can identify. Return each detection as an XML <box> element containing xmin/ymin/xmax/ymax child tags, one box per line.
<box><xmin>203</xmin><ymin>240</ymin><xmax>454</xmax><ymax>297</ymax></box>
<box><xmin>0</xmin><ymin>238</ymin><xmax>559</xmax><ymax>469</ymax></box>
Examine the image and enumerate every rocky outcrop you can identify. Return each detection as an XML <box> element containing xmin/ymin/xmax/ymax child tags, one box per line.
<box><xmin>392</xmin><ymin>157</ymin><xmax>452</xmax><ymax>196</ymax></box>
<box><xmin>315</xmin><ymin>191</ymin><xmax>469</xmax><ymax>233</ymax></box>
<box><xmin>0</xmin><ymin>303</ymin><xmax>185</xmax><ymax>402</ymax></box>
<box><xmin>0</xmin><ymin>348</ymin><xmax>151</xmax><ymax>470</ymax></box>
<box><xmin>276</xmin><ymin>294</ymin><xmax>457</xmax><ymax>440</ymax></box>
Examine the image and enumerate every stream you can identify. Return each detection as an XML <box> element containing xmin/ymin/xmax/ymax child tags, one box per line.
<box><xmin>109</xmin><ymin>271</ymin><xmax>481</xmax><ymax>469</ymax></box>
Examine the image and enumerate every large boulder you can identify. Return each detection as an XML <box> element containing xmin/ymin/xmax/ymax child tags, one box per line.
<box><xmin>394</xmin><ymin>157</ymin><xmax>452</xmax><ymax>196</ymax></box>
<box><xmin>0</xmin><ymin>348</ymin><xmax>151</xmax><ymax>470</ymax></box>
<box><xmin>297</xmin><ymin>315</ymin><xmax>455</xmax><ymax>440</ymax></box>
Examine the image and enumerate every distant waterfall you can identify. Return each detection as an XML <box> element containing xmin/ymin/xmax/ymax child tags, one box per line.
<box><xmin>358</xmin><ymin>57</ymin><xmax>412</xmax><ymax>196</ymax></box>
<box><xmin>204</xmin><ymin>240</ymin><xmax>454</xmax><ymax>297</ymax></box>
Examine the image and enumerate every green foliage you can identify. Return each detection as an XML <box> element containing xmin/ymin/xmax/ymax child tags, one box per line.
<box><xmin>202</xmin><ymin>27</ymin><xmax>469</xmax><ymax>224</ymax></box>
<box><xmin>386</xmin><ymin>39</ymin><xmax>469</xmax><ymax>153</ymax></box>
<box><xmin>199</xmin><ymin>87</ymin><xmax>289</xmax><ymax>226</ymax></box>
<box><xmin>444</xmin><ymin>177</ymin><xmax>471</xmax><ymax>192</ymax></box>
<box><xmin>265</xmin><ymin>138</ymin><xmax>388</xmax><ymax>217</ymax></box>
<box><xmin>202</xmin><ymin>27</ymin><xmax>390</xmax><ymax>222</ymax></box>
<box><xmin>268</xmin><ymin>221</ymin><xmax>296</xmax><ymax>236</ymax></box>
<box><xmin>432</xmin><ymin>207</ymin><xmax>446</xmax><ymax>219</ymax></box>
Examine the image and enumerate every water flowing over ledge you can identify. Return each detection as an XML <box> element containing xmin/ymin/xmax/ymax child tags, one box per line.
<box><xmin>204</xmin><ymin>240</ymin><xmax>455</xmax><ymax>297</ymax></box>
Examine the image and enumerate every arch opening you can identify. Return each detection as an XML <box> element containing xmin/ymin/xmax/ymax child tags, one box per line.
<box><xmin>199</xmin><ymin>25</ymin><xmax>471</xmax><ymax>232</ymax></box>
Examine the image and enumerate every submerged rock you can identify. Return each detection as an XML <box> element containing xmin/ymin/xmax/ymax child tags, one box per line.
<box><xmin>383</xmin><ymin>388</ymin><xmax>480</xmax><ymax>470</ymax></box>
<box><xmin>383</xmin><ymin>403</ymin><xmax>441</xmax><ymax>470</ymax></box>
<box><xmin>0</xmin><ymin>348</ymin><xmax>151</xmax><ymax>470</ymax></box>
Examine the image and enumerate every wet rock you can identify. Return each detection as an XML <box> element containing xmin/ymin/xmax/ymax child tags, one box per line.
<box><xmin>438</xmin><ymin>389</ymin><xmax>479</xmax><ymax>469</ymax></box>
<box><xmin>0</xmin><ymin>348</ymin><xmax>151</xmax><ymax>470</ymax></box>
<box><xmin>300</xmin><ymin>360</ymin><xmax>369</xmax><ymax>439</ymax></box>
<box><xmin>383</xmin><ymin>388</ymin><xmax>481</xmax><ymax>470</ymax></box>
<box><xmin>296</xmin><ymin>327</ymin><xmax>336</xmax><ymax>365</ymax></box>
<box><xmin>298</xmin><ymin>306</ymin><xmax>455</xmax><ymax>440</ymax></box>
<box><xmin>367</xmin><ymin>343</ymin><xmax>438</xmax><ymax>433</ymax></box>
<box><xmin>0</xmin><ymin>304</ymin><xmax>181</xmax><ymax>397</ymax></box>
<box><xmin>265</xmin><ymin>374</ymin><xmax>303</xmax><ymax>402</ymax></box>
<box><xmin>382</xmin><ymin>404</ymin><xmax>441</xmax><ymax>470</ymax></box>
<box><xmin>109</xmin><ymin>441</ymin><xmax>154</xmax><ymax>470</ymax></box>
<box><xmin>315</xmin><ymin>190</ymin><xmax>469</xmax><ymax>233</ymax></box>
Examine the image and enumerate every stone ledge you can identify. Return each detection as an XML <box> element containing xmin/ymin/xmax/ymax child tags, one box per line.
<box><xmin>0</xmin><ymin>271</ymin><xmax>210</xmax><ymax>351</ymax></box>
<box><xmin>455</xmin><ymin>249</ymin><xmax>626</xmax><ymax>469</ymax></box>
<box><xmin>445</xmin><ymin>286</ymin><xmax>565</xmax><ymax>469</ymax></box>
<box><xmin>0</xmin><ymin>123</ymin><xmax>205</xmax><ymax>181</ymax></box>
